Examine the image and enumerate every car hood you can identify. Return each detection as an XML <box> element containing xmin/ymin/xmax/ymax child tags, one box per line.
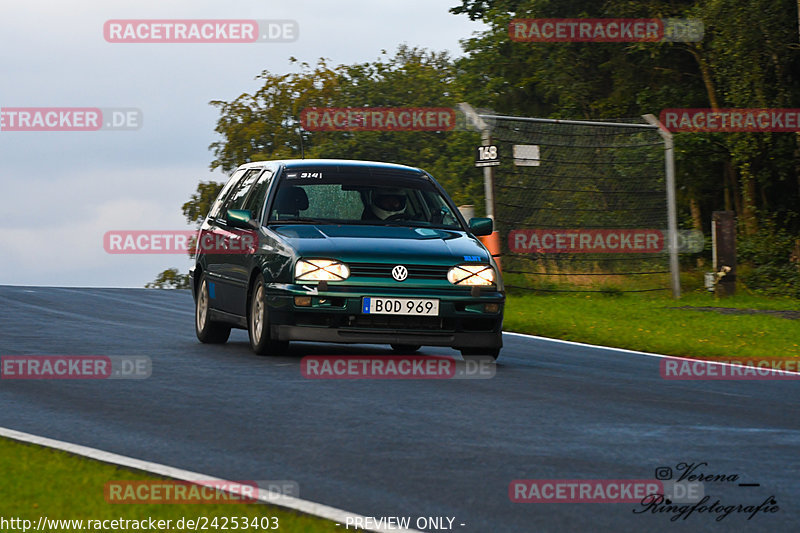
<box><xmin>271</xmin><ymin>224</ymin><xmax>491</xmax><ymax>265</ymax></box>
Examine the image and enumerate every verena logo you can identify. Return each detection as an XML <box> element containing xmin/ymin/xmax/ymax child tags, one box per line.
<box><xmin>660</xmin><ymin>109</ymin><xmax>800</xmax><ymax>132</ymax></box>
<box><xmin>301</xmin><ymin>355</ymin><xmax>495</xmax><ymax>380</ymax></box>
<box><xmin>1</xmin><ymin>356</ymin><xmax>151</xmax><ymax>379</ymax></box>
<box><xmin>103</xmin><ymin>20</ymin><xmax>298</xmax><ymax>43</ymax></box>
<box><xmin>300</xmin><ymin>107</ymin><xmax>456</xmax><ymax>131</ymax></box>
<box><xmin>510</xmin><ymin>480</ymin><xmax>663</xmax><ymax>503</ymax></box>
<box><xmin>660</xmin><ymin>358</ymin><xmax>800</xmax><ymax>380</ymax></box>
<box><xmin>103</xmin><ymin>230</ymin><xmax>259</xmax><ymax>255</ymax></box>
<box><xmin>509</xmin><ymin>18</ymin><xmax>703</xmax><ymax>42</ymax></box>
<box><xmin>0</xmin><ymin>108</ymin><xmax>142</xmax><ymax>131</ymax></box>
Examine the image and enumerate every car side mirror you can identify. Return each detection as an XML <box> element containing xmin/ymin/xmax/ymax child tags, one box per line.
<box><xmin>226</xmin><ymin>209</ymin><xmax>259</xmax><ymax>230</ymax></box>
<box><xmin>469</xmin><ymin>217</ymin><xmax>493</xmax><ymax>236</ymax></box>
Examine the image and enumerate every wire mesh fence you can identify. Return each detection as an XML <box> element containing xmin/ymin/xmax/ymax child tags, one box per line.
<box><xmin>485</xmin><ymin>115</ymin><xmax>670</xmax><ymax>293</ymax></box>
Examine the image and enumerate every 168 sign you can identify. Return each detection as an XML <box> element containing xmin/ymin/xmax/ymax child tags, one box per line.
<box><xmin>476</xmin><ymin>145</ymin><xmax>500</xmax><ymax>167</ymax></box>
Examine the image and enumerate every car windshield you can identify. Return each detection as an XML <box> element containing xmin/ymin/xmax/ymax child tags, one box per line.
<box><xmin>267</xmin><ymin>169</ymin><xmax>464</xmax><ymax>229</ymax></box>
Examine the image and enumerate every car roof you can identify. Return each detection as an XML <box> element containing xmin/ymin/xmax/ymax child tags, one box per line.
<box><xmin>237</xmin><ymin>159</ymin><xmax>423</xmax><ymax>173</ymax></box>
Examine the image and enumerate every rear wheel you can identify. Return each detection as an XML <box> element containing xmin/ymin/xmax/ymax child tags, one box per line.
<box><xmin>390</xmin><ymin>344</ymin><xmax>421</xmax><ymax>354</ymax></box>
<box><xmin>195</xmin><ymin>275</ymin><xmax>231</xmax><ymax>344</ymax></box>
<box><xmin>460</xmin><ymin>348</ymin><xmax>500</xmax><ymax>361</ymax></box>
<box><xmin>248</xmin><ymin>277</ymin><xmax>288</xmax><ymax>356</ymax></box>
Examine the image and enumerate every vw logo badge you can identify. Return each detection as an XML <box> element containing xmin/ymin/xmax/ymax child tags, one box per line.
<box><xmin>391</xmin><ymin>265</ymin><xmax>408</xmax><ymax>282</ymax></box>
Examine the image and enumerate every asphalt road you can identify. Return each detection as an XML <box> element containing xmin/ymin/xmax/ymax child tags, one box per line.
<box><xmin>1</xmin><ymin>285</ymin><xmax>798</xmax><ymax>532</ymax></box>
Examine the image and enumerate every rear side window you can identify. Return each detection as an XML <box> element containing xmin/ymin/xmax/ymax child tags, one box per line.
<box><xmin>226</xmin><ymin>169</ymin><xmax>263</xmax><ymax>212</ymax></box>
<box><xmin>242</xmin><ymin>169</ymin><xmax>274</xmax><ymax>222</ymax></box>
<box><xmin>208</xmin><ymin>169</ymin><xmax>247</xmax><ymax>220</ymax></box>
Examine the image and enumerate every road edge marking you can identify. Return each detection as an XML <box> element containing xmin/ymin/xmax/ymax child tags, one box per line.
<box><xmin>502</xmin><ymin>331</ymin><xmax>800</xmax><ymax>376</ymax></box>
<box><xmin>0</xmin><ymin>426</ymin><xmax>422</xmax><ymax>533</ymax></box>
<box><xmin>503</xmin><ymin>330</ymin><xmax>666</xmax><ymax>357</ymax></box>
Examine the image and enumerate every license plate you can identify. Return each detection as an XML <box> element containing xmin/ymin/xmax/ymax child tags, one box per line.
<box><xmin>362</xmin><ymin>297</ymin><xmax>439</xmax><ymax>316</ymax></box>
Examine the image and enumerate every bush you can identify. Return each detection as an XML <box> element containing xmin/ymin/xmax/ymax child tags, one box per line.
<box><xmin>738</xmin><ymin>221</ymin><xmax>800</xmax><ymax>298</ymax></box>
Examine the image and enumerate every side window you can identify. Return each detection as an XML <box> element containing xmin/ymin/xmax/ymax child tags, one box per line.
<box><xmin>421</xmin><ymin>190</ymin><xmax>458</xmax><ymax>227</ymax></box>
<box><xmin>242</xmin><ymin>170</ymin><xmax>274</xmax><ymax>222</ymax></box>
<box><xmin>225</xmin><ymin>169</ymin><xmax>263</xmax><ymax>214</ymax></box>
<box><xmin>208</xmin><ymin>169</ymin><xmax>247</xmax><ymax>220</ymax></box>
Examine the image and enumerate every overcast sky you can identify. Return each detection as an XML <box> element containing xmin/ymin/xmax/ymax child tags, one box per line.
<box><xmin>0</xmin><ymin>0</ymin><xmax>486</xmax><ymax>288</ymax></box>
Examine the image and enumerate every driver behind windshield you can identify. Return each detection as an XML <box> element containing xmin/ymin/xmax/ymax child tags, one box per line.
<box><xmin>362</xmin><ymin>188</ymin><xmax>408</xmax><ymax>221</ymax></box>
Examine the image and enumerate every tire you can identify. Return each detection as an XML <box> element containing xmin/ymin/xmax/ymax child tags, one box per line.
<box><xmin>391</xmin><ymin>344</ymin><xmax>421</xmax><ymax>354</ymax></box>
<box><xmin>460</xmin><ymin>348</ymin><xmax>500</xmax><ymax>361</ymax></box>
<box><xmin>248</xmin><ymin>277</ymin><xmax>289</xmax><ymax>356</ymax></box>
<box><xmin>195</xmin><ymin>274</ymin><xmax>231</xmax><ymax>344</ymax></box>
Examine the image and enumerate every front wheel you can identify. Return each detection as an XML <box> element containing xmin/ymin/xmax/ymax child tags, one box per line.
<box><xmin>195</xmin><ymin>275</ymin><xmax>231</xmax><ymax>344</ymax></box>
<box><xmin>248</xmin><ymin>277</ymin><xmax>288</xmax><ymax>356</ymax></box>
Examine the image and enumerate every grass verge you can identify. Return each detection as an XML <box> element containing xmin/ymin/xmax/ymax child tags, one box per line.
<box><xmin>0</xmin><ymin>437</ymin><xmax>341</xmax><ymax>532</ymax></box>
<box><xmin>503</xmin><ymin>289</ymin><xmax>800</xmax><ymax>360</ymax></box>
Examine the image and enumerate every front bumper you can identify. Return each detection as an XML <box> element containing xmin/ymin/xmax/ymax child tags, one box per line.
<box><xmin>266</xmin><ymin>283</ymin><xmax>504</xmax><ymax>349</ymax></box>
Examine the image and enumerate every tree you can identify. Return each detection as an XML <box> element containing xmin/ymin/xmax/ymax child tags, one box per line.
<box><xmin>157</xmin><ymin>1</ymin><xmax>800</xmax><ymax>290</ymax></box>
<box><xmin>450</xmin><ymin>0</ymin><xmax>800</xmax><ymax>293</ymax></box>
<box><xmin>145</xmin><ymin>268</ymin><xmax>190</xmax><ymax>290</ymax></box>
<box><xmin>146</xmin><ymin>180</ymin><xmax>225</xmax><ymax>289</ymax></box>
<box><xmin>182</xmin><ymin>181</ymin><xmax>225</xmax><ymax>226</ymax></box>
<box><xmin>208</xmin><ymin>46</ymin><xmax>483</xmax><ymax>206</ymax></box>
<box><xmin>451</xmin><ymin>0</ymin><xmax>800</xmax><ymax>241</ymax></box>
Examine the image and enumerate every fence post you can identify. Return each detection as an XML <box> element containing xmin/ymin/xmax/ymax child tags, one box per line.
<box><xmin>458</xmin><ymin>103</ymin><xmax>495</xmax><ymax>219</ymax></box>
<box><xmin>643</xmin><ymin>114</ymin><xmax>681</xmax><ymax>299</ymax></box>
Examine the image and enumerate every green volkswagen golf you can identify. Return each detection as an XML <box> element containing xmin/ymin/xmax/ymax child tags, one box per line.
<box><xmin>190</xmin><ymin>159</ymin><xmax>504</xmax><ymax>359</ymax></box>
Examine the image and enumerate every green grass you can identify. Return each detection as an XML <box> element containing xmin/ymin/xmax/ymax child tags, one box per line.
<box><xmin>503</xmin><ymin>288</ymin><xmax>800</xmax><ymax>360</ymax></box>
<box><xmin>0</xmin><ymin>438</ymin><xmax>341</xmax><ymax>532</ymax></box>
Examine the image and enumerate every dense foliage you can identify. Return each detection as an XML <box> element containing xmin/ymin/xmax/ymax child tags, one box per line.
<box><xmin>151</xmin><ymin>1</ymin><xmax>800</xmax><ymax>293</ymax></box>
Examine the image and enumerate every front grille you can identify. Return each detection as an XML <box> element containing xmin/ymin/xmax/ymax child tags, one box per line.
<box><xmin>292</xmin><ymin>312</ymin><xmax>499</xmax><ymax>333</ymax></box>
<box><xmin>348</xmin><ymin>262</ymin><xmax>450</xmax><ymax>280</ymax></box>
<box><xmin>349</xmin><ymin>314</ymin><xmax>453</xmax><ymax>330</ymax></box>
<box><xmin>294</xmin><ymin>312</ymin><xmax>454</xmax><ymax>330</ymax></box>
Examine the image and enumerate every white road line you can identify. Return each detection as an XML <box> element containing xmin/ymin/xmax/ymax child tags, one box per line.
<box><xmin>503</xmin><ymin>331</ymin><xmax>669</xmax><ymax>357</ymax></box>
<box><xmin>0</xmin><ymin>427</ymin><xmax>422</xmax><ymax>533</ymax></box>
<box><xmin>502</xmin><ymin>331</ymin><xmax>800</xmax><ymax>376</ymax></box>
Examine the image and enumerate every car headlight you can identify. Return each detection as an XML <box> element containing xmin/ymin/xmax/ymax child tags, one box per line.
<box><xmin>447</xmin><ymin>264</ymin><xmax>495</xmax><ymax>286</ymax></box>
<box><xmin>295</xmin><ymin>259</ymin><xmax>350</xmax><ymax>281</ymax></box>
